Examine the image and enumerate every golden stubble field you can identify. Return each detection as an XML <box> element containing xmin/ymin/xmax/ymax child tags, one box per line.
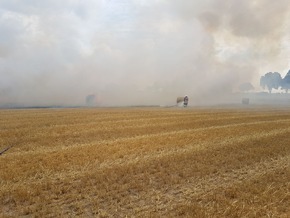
<box><xmin>0</xmin><ymin>106</ymin><xmax>290</xmax><ymax>217</ymax></box>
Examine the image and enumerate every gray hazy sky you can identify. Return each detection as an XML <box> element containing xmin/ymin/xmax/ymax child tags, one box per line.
<box><xmin>0</xmin><ymin>0</ymin><xmax>290</xmax><ymax>106</ymax></box>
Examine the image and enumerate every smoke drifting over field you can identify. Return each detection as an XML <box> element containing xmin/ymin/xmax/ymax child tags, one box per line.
<box><xmin>0</xmin><ymin>0</ymin><xmax>290</xmax><ymax>106</ymax></box>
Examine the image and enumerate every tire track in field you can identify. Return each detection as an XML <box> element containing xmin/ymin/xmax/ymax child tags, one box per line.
<box><xmin>8</xmin><ymin>125</ymin><xmax>290</xmax><ymax>185</ymax></box>
<box><xmin>98</xmin><ymin>127</ymin><xmax>290</xmax><ymax>170</ymax></box>
<box><xmin>2</xmin><ymin>118</ymin><xmax>290</xmax><ymax>185</ymax></box>
<box><xmin>1</xmin><ymin>118</ymin><xmax>289</xmax><ymax>180</ymax></box>
<box><xmin>6</xmin><ymin>117</ymin><xmax>290</xmax><ymax>157</ymax></box>
<box><xmin>2</xmin><ymin>131</ymin><xmax>289</xmax><ymax>217</ymax></box>
<box><xmin>118</xmin><ymin>154</ymin><xmax>290</xmax><ymax>217</ymax></box>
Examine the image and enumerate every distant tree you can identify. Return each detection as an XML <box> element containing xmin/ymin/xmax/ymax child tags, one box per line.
<box><xmin>239</xmin><ymin>82</ymin><xmax>254</xmax><ymax>92</ymax></box>
<box><xmin>260</xmin><ymin>72</ymin><xmax>282</xmax><ymax>93</ymax></box>
<box><xmin>281</xmin><ymin>70</ymin><xmax>290</xmax><ymax>93</ymax></box>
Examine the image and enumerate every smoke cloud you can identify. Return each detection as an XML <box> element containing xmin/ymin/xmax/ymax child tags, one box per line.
<box><xmin>0</xmin><ymin>0</ymin><xmax>289</xmax><ymax>106</ymax></box>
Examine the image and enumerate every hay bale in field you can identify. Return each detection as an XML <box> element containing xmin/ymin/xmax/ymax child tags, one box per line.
<box><xmin>242</xmin><ymin>98</ymin><xmax>250</xmax><ymax>105</ymax></box>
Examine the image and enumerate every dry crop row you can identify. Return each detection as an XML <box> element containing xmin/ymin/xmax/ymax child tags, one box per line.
<box><xmin>0</xmin><ymin>107</ymin><xmax>290</xmax><ymax>217</ymax></box>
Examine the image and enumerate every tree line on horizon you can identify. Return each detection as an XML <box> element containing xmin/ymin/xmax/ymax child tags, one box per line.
<box><xmin>260</xmin><ymin>70</ymin><xmax>290</xmax><ymax>93</ymax></box>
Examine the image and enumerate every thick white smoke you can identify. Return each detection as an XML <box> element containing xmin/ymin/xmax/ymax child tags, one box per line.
<box><xmin>0</xmin><ymin>0</ymin><xmax>289</xmax><ymax>106</ymax></box>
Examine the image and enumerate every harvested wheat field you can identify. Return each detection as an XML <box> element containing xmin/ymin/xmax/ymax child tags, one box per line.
<box><xmin>0</xmin><ymin>106</ymin><xmax>290</xmax><ymax>217</ymax></box>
